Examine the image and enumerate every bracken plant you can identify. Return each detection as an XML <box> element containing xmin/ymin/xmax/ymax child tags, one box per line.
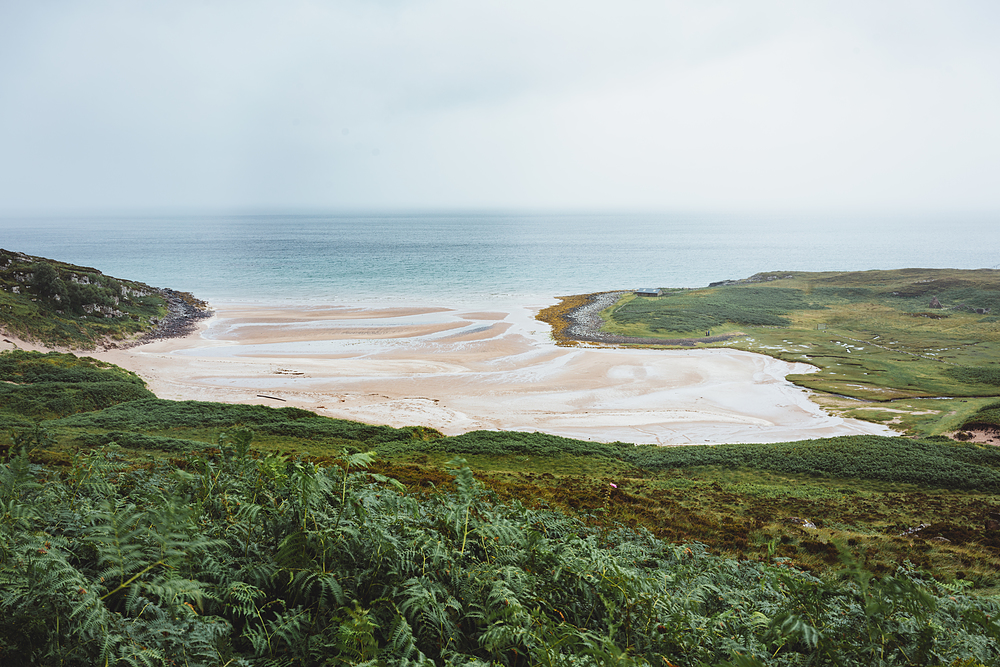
<box><xmin>1</xmin><ymin>435</ymin><xmax>999</xmax><ymax>666</ymax></box>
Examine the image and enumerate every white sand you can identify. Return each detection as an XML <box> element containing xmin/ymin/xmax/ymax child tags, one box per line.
<box><xmin>2</xmin><ymin>303</ymin><xmax>897</xmax><ymax>445</ymax></box>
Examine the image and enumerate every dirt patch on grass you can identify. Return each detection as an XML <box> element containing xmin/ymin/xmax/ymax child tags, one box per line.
<box><xmin>950</xmin><ymin>425</ymin><xmax>1000</xmax><ymax>444</ymax></box>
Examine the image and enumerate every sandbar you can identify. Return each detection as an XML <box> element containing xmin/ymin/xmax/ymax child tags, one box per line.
<box><xmin>7</xmin><ymin>301</ymin><xmax>896</xmax><ymax>445</ymax></box>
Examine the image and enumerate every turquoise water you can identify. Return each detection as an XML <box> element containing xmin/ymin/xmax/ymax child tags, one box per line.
<box><xmin>1</xmin><ymin>211</ymin><xmax>996</xmax><ymax>307</ymax></box>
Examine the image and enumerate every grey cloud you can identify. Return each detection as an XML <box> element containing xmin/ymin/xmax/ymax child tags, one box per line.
<box><xmin>1</xmin><ymin>0</ymin><xmax>998</xmax><ymax>212</ymax></box>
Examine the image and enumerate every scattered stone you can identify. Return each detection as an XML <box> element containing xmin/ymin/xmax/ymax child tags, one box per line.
<box><xmin>786</xmin><ymin>517</ymin><xmax>817</xmax><ymax>529</ymax></box>
<box><xmin>899</xmin><ymin>523</ymin><xmax>931</xmax><ymax>537</ymax></box>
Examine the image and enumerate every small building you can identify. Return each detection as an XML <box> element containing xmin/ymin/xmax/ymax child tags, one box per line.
<box><xmin>634</xmin><ymin>288</ymin><xmax>662</xmax><ymax>297</ymax></box>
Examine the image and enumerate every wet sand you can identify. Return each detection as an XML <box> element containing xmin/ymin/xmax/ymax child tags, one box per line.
<box><xmin>0</xmin><ymin>301</ymin><xmax>896</xmax><ymax>445</ymax></box>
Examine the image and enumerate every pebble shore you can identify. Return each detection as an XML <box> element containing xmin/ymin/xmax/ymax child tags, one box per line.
<box><xmin>127</xmin><ymin>289</ymin><xmax>213</xmax><ymax>347</ymax></box>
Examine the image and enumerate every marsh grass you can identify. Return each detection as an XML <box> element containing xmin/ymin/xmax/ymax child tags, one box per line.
<box><xmin>814</xmin><ymin>396</ymin><xmax>995</xmax><ymax>437</ymax></box>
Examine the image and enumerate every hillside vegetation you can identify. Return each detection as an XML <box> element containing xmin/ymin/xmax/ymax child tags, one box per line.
<box><xmin>0</xmin><ymin>248</ymin><xmax>207</xmax><ymax>348</ymax></box>
<box><xmin>542</xmin><ymin>269</ymin><xmax>1000</xmax><ymax>437</ymax></box>
<box><xmin>2</xmin><ymin>349</ymin><xmax>999</xmax><ymax>664</ymax></box>
<box><xmin>4</xmin><ymin>441</ymin><xmax>1000</xmax><ymax>666</ymax></box>
<box><xmin>4</xmin><ymin>258</ymin><xmax>1000</xmax><ymax>664</ymax></box>
<box><xmin>4</xmin><ymin>349</ymin><xmax>1000</xmax><ymax>586</ymax></box>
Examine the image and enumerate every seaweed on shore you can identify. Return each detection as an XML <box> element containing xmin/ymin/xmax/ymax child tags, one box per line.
<box><xmin>535</xmin><ymin>292</ymin><xmax>601</xmax><ymax>346</ymax></box>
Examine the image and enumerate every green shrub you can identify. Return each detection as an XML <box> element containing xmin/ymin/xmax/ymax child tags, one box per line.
<box><xmin>30</xmin><ymin>262</ymin><xmax>69</xmax><ymax>308</ymax></box>
<box><xmin>380</xmin><ymin>429</ymin><xmax>622</xmax><ymax>458</ymax></box>
<box><xmin>0</xmin><ymin>350</ymin><xmax>147</xmax><ymax>385</ymax></box>
<box><xmin>628</xmin><ymin>436</ymin><xmax>1000</xmax><ymax>491</ymax></box>
<box><xmin>379</xmin><ymin>432</ymin><xmax>1000</xmax><ymax>492</ymax></box>
<box><xmin>0</xmin><ymin>381</ymin><xmax>155</xmax><ymax>419</ymax></box>
<box><xmin>960</xmin><ymin>400</ymin><xmax>1000</xmax><ymax>429</ymax></box>
<box><xmin>0</xmin><ymin>351</ymin><xmax>154</xmax><ymax>419</ymax></box>
<box><xmin>664</xmin><ymin>434</ymin><xmax>990</xmax><ymax>488</ymax></box>
<box><xmin>50</xmin><ymin>398</ymin><xmax>432</xmax><ymax>444</ymax></box>
<box><xmin>72</xmin><ymin>431</ymin><xmax>207</xmax><ymax>452</ymax></box>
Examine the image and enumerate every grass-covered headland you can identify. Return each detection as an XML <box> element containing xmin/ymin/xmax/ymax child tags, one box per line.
<box><xmin>0</xmin><ymin>248</ymin><xmax>210</xmax><ymax>349</ymax></box>
<box><xmin>539</xmin><ymin>269</ymin><xmax>1000</xmax><ymax>438</ymax></box>
<box><xmin>4</xmin><ymin>349</ymin><xmax>1000</xmax><ymax>665</ymax></box>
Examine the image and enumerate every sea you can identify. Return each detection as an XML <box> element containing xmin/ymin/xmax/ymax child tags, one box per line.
<box><xmin>1</xmin><ymin>211</ymin><xmax>996</xmax><ymax>309</ymax></box>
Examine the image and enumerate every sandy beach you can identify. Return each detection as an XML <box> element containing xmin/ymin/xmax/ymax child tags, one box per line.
<box><xmin>0</xmin><ymin>301</ymin><xmax>897</xmax><ymax>445</ymax></box>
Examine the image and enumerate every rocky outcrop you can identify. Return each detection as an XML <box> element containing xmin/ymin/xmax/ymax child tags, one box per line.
<box><xmin>139</xmin><ymin>289</ymin><xmax>211</xmax><ymax>341</ymax></box>
<box><xmin>124</xmin><ymin>289</ymin><xmax>213</xmax><ymax>347</ymax></box>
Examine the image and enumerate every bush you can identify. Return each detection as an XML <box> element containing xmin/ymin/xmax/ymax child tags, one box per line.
<box><xmin>380</xmin><ymin>429</ymin><xmax>621</xmax><ymax>458</ymax></box>
<box><xmin>0</xmin><ymin>351</ymin><xmax>154</xmax><ymax>419</ymax></box>
<box><xmin>960</xmin><ymin>400</ymin><xmax>1000</xmax><ymax>429</ymax></box>
<box><xmin>378</xmin><ymin>432</ymin><xmax>1000</xmax><ymax>492</ymax></box>
<box><xmin>621</xmin><ymin>436</ymin><xmax>1000</xmax><ymax>491</ymax></box>
<box><xmin>30</xmin><ymin>262</ymin><xmax>69</xmax><ymax>307</ymax></box>
<box><xmin>0</xmin><ymin>382</ymin><xmax>155</xmax><ymax>419</ymax></box>
<box><xmin>50</xmin><ymin>398</ymin><xmax>433</xmax><ymax>444</ymax></box>
<box><xmin>0</xmin><ymin>350</ymin><xmax>147</xmax><ymax>386</ymax></box>
<box><xmin>72</xmin><ymin>431</ymin><xmax>207</xmax><ymax>453</ymax></box>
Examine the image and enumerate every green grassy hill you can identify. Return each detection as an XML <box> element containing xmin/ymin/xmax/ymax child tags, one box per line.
<box><xmin>0</xmin><ymin>248</ymin><xmax>207</xmax><ymax>349</ymax></box>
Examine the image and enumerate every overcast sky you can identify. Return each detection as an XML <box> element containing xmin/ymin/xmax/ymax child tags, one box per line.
<box><xmin>1</xmin><ymin>1</ymin><xmax>999</xmax><ymax>213</ymax></box>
